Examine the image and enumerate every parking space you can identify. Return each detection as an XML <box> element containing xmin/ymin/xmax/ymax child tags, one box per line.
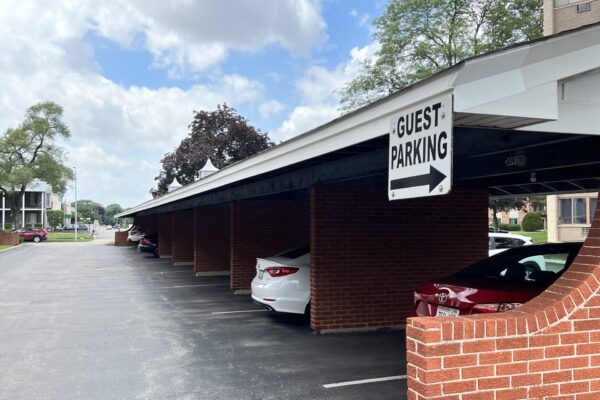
<box><xmin>0</xmin><ymin>241</ymin><xmax>406</xmax><ymax>400</ymax></box>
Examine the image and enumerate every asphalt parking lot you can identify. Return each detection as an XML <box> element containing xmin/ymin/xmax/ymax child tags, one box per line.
<box><xmin>0</xmin><ymin>238</ymin><xmax>406</xmax><ymax>400</ymax></box>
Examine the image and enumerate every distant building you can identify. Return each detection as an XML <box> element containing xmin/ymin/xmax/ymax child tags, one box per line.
<box><xmin>542</xmin><ymin>1</ymin><xmax>599</xmax><ymax>242</ymax></box>
<box><xmin>0</xmin><ymin>180</ymin><xmax>62</xmax><ymax>229</ymax></box>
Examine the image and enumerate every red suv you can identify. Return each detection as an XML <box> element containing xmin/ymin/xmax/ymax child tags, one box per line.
<box><xmin>16</xmin><ymin>227</ymin><xmax>48</xmax><ymax>243</ymax></box>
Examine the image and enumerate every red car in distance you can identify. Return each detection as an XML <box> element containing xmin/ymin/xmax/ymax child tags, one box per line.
<box><xmin>15</xmin><ymin>227</ymin><xmax>48</xmax><ymax>243</ymax></box>
<box><xmin>413</xmin><ymin>242</ymin><xmax>582</xmax><ymax>317</ymax></box>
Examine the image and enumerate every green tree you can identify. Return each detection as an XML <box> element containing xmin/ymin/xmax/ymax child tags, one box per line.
<box><xmin>72</xmin><ymin>199</ymin><xmax>104</xmax><ymax>223</ymax></box>
<box><xmin>152</xmin><ymin>104</ymin><xmax>273</xmax><ymax>197</ymax></box>
<box><xmin>47</xmin><ymin>209</ymin><xmax>64</xmax><ymax>229</ymax></box>
<box><xmin>0</xmin><ymin>102</ymin><xmax>74</xmax><ymax>228</ymax></box>
<box><xmin>489</xmin><ymin>197</ymin><xmax>527</xmax><ymax>228</ymax></box>
<box><xmin>340</xmin><ymin>0</ymin><xmax>543</xmax><ymax>111</ymax></box>
<box><xmin>522</xmin><ymin>212</ymin><xmax>544</xmax><ymax>231</ymax></box>
<box><xmin>105</xmin><ymin>203</ymin><xmax>123</xmax><ymax>225</ymax></box>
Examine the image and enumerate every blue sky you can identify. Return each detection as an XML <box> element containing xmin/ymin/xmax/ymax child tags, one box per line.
<box><xmin>0</xmin><ymin>0</ymin><xmax>385</xmax><ymax>207</ymax></box>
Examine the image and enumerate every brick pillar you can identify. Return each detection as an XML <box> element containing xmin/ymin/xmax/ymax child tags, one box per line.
<box><xmin>310</xmin><ymin>186</ymin><xmax>488</xmax><ymax>333</ymax></box>
<box><xmin>158</xmin><ymin>212</ymin><xmax>173</xmax><ymax>258</ymax></box>
<box><xmin>194</xmin><ymin>205</ymin><xmax>231</xmax><ymax>276</ymax></box>
<box><xmin>114</xmin><ymin>231</ymin><xmax>130</xmax><ymax>246</ymax></box>
<box><xmin>406</xmin><ymin>193</ymin><xmax>600</xmax><ymax>400</ymax></box>
<box><xmin>171</xmin><ymin>209</ymin><xmax>194</xmax><ymax>266</ymax></box>
<box><xmin>230</xmin><ymin>198</ymin><xmax>309</xmax><ymax>293</ymax></box>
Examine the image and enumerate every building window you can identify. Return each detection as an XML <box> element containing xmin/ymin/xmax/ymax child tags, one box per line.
<box><xmin>559</xmin><ymin>199</ymin><xmax>573</xmax><ymax>224</ymax></box>
<box><xmin>559</xmin><ymin>197</ymin><xmax>597</xmax><ymax>225</ymax></box>
<box><xmin>509</xmin><ymin>218</ymin><xmax>518</xmax><ymax>225</ymax></box>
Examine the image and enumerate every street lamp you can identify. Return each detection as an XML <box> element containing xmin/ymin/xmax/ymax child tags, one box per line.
<box><xmin>73</xmin><ymin>166</ymin><xmax>77</xmax><ymax>241</ymax></box>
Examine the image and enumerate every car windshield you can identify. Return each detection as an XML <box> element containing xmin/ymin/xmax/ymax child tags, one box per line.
<box><xmin>454</xmin><ymin>245</ymin><xmax>581</xmax><ymax>285</ymax></box>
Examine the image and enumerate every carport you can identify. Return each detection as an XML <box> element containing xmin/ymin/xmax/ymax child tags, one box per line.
<box><xmin>117</xmin><ymin>24</ymin><xmax>600</xmax><ymax>399</ymax></box>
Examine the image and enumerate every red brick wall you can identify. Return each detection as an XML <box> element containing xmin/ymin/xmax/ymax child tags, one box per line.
<box><xmin>194</xmin><ymin>205</ymin><xmax>231</xmax><ymax>275</ymax></box>
<box><xmin>158</xmin><ymin>212</ymin><xmax>173</xmax><ymax>257</ymax></box>
<box><xmin>171</xmin><ymin>209</ymin><xmax>194</xmax><ymax>264</ymax></box>
<box><xmin>0</xmin><ymin>229</ymin><xmax>19</xmax><ymax>246</ymax></box>
<box><xmin>406</xmin><ymin>193</ymin><xmax>600</xmax><ymax>400</ymax></box>
<box><xmin>310</xmin><ymin>186</ymin><xmax>488</xmax><ymax>333</ymax></box>
<box><xmin>230</xmin><ymin>198</ymin><xmax>310</xmax><ymax>292</ymax></box>
<box><xmin>114</xmin><ymin>231</ymin><xmax>130</xmax><ymax>246</ymax></box>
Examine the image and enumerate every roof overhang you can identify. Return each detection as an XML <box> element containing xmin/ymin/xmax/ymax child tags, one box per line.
<box><xmin>117</xmin><ymin>23</ymin><xmax>600</xmax><ymax>219</ymax></box>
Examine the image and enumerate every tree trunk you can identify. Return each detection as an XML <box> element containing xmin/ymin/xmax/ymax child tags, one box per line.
<box><xmin>7</xmin><ymin>187</ymin><xmax>26</xmax><ymax>229</ymax></box>
<box><xmin>492</xmin><ymin>204</ymin><xmax>499</xmax><ymax>228</ymax></box>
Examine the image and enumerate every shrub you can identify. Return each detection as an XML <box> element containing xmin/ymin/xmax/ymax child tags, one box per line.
<box><xmin>3</xmin><ymin>223</ymin><xmax>12</xmax><ymax>230</ymax></box>
<box><xmin>34</xmin><ymin>223</ymin><xmax>43</xmax><ymax>228</ymax></box>
<box><xmin>522</xmin><ymin>212</ymin><xmax>544</xmax><ymax>231</ymax></box>
<box><xmin>498</xmin><ymin>223</ymin><xmax>521</xmax><ymax>231</ymax></box>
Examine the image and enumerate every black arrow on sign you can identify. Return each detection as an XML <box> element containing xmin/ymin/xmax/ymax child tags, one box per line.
<box><xmin>390</xmin><ymin>165</ymin><xmax>447</xmax><ymax>193</ymax></box>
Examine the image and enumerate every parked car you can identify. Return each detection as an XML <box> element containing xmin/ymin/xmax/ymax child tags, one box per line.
<box><xmin>127</xmin><ymin>226</ymin><xmax>144</xmax><ymax>243</ymax></box>
<box><xmin>15</xmin><ymin>227</ymin><xmax>48</xmax><ymax>243</ymax></box>
<box><xmin>61</xmin><ymin>224</ymin><xmax>89</xmax><ymax>232</ymax></box>
<box><xmin>489</xmin><ymin>232</ymin><xmax>533</xmax><ymax>256</ymax></box>
<box><xmin>488</xmin><ymin>226</ymin><xmax>509</xmax><ymax>233</ymax></box>
<box><xmin>137</xmin><ymin>232</ymin><xmax>159</xmax><ymax>257</ymax></box>
<box><xmin>412</xmin><ymin>242</ymin><xmax>582</xmax><ymax>317</ymax></box>
<box><xmin>251</xmin><ymin>246</ymin><xmax>311</xmax><ymax>314</ymax></box>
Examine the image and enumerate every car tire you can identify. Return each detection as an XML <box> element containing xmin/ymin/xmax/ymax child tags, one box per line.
<box><xmin>33</xmin><ymin>236</ymin><xmax>41</xmax><ymax>243</ymax></box>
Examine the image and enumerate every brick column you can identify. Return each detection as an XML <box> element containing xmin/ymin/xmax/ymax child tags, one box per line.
<box><xmin>194</xmin><ymin>205</ymin><xmax>231</xmax><ymax>276</ymax></box>
<box><xmin>171</xmin><ymin>209</ymin><xmax>194</xmax><ymax>266</ymax></box>
<box><xmin>230</xmin><ymin>198</ymin><xmax>309</xmax><ymax>293</ymax></box>
<box><xmin>158</xmin><ymin>212</ymin><xmax>173</xmax><ymax>258</ymax></box>
<box><xmin>406</xmin><ymin>193</ymin><xmax>600</xmax><ymax>400</ymax></box>
<box><xmin>310</xmin><ymin>186</ymin><xmax>488</xmax><ymax>333</ymax></box>
<box><xmin>114</xmin><ymin>231</ymin><xmax>130</xmax><ymax>246</ymax></box>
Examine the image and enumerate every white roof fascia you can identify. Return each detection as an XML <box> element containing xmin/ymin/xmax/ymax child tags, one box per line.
<box><xmin>117</xmin><ymin>24</ymin><xmax>600</xmax><ymax>218</ymax></box>
<box><xmin>116</xmin><ymin>72</ymin><xmax>458</xmax><ymax>218</ymax></box>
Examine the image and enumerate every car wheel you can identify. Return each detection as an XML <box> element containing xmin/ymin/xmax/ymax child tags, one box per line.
<box><xmin>33</xmin><ymin>236</ymin><xmax>41</xmax><ymax>243</ymax></box>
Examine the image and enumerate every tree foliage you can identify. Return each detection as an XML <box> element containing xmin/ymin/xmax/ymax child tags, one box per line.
<box><xmin>340</xmin><ymin>0</ymin><xmax>543</xmax><ymax>111</ymax></box>
<box><xmin>489</xmin><ymin>197</ymin><xmax>527</xmax><ymax>227</ymax></box>
<box><xmin>72</xmin><ymin>199</ymin><xmax>104</xmax><ymax>223</ymax></box>
<box><xmin>47</xmin><ymin>209</ymin><xmax>64</xmax><ymax>229</ymax></box>
<box><xmin>522</xmin><ymin>211</ymin><xmax>544</xmax><ymax>231</ymax></box>
<box><xmin>104</xmin><ymin>203</ymin><xmax>123</xmax><ymax>225</ymax></box>
<box><xmin>152</xmin><ymin>104</ymin><xmax>273</xmax><ymax>197</ymax></box>
<box><xmin>0</xmin><ymin>102</ymin><xmax>73</xmax><ymax>228</ymax></box>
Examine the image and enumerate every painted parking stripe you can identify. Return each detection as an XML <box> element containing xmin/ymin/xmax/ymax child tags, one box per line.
<box><xmin>211</xmin><ymin>309</ymin><xmax>267</xmax><ymax>315</ymax></box>
<box><xmin>323</xmin><ymin>375</ymin><xmax>407</xmax><ymax>389</ymax></box>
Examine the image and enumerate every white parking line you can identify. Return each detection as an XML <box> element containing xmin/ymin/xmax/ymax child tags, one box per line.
<box><xmin>160</xmin><ymin>284</ymin><xmax>229</xmax><ymax>289</ymax></box>
<box><xmin>323</xmin><ymin>375</ymin><xmax>407</xmax><ymax>389</ymax></box>
<box><xmin>210</xmin><ymin>309</ymin><xmax>267</xmax><ymax>315</ymax></box>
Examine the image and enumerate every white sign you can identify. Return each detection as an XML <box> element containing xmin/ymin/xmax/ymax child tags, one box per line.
<box><xmin>389</xmin><ymin>93</ymin><xmax>452</xmax><ymax>200</ymax></box>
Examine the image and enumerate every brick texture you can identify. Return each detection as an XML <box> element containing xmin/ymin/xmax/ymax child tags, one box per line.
<box><xmin>194</xmin><ymin>205</ymin><xmax>231</xmax><ymax>275</ymax></box>
<box><xmin>310</xmin><ymin>185</ymin><xmax>488</xmax><ymax>332</ymax></box>
<box><xmin>0</xmin><ymin>229</ymin><xmax>19</xmax><ymax>246</ymax></box>
<box><xmin>407</xmin><ymin>193</ymin><xmax>600</xmax><ymax>400</ymax></box>
<box><xmin>230</xmin><ymin>198</ymin><xmax>309</xmax><ymax>292</ymax></box>
<box><xmin>171</xmin><ymin>209</ymin><xmax>194</xmax><ymax>264</ymax></box>
<box><xmin>114</xmin><ymin>231</ymin><xmax>130</xmax><ymax>246</ymax></box>
<box><xmin>158</xmin><ymin>212</ymin><xmax>173</xmax><ymax>257</ymax></box>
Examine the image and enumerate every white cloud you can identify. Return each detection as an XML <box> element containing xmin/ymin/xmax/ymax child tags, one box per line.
<box><xmin>0</xmin><ymin>0</ymin><xmax>307</xmax><ymax>207</ymax></box>
<box><xmin>259</xmin><ymin>100</ymin><xmax>285</xmax><ymax>119</ymax></box>
<box><xmin>274</xmin><ymin>41</ymin><xmax>380</xmax><ymax>141</ymax></box>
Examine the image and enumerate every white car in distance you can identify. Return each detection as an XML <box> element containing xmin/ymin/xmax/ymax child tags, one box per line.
<box><xmin>488</xmin><ymin>232</ymin><xmax>533</xmax><ymax>256</ymax></box>
<box><xmin>251</xmin><ymin>246</ymin><xmax>310</xmax><ymax>315</ymax></box>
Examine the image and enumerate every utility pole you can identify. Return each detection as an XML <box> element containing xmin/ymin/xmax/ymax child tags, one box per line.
<box><xmin>73</xmin><ymin>166</ymin><xmax>77</xmax><ymax>241</ymax></box>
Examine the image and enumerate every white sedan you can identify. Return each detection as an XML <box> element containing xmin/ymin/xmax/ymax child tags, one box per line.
<box><xmin>251</xmin><ymin>246</ymin><xmax>310</xmax><ymax>315</ymax></box>
<box><xmin>488</xmin><ymin>232</ymin><xmax>533</xmax><ymax>256</ymax></box>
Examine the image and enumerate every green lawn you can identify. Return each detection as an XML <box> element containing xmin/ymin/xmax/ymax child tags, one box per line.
<box><xmin>46</xmin><ymin>232</ymin><xmax>94</xmax><ymax>242</ymax></box>
<box><xmin>514</xmin><ymin>230</ymin><xmax>547</xmax><ymax>244</ymax></box>
<box><xmin>0</xmin><ymin>245</ymin><xmax>13</xmax><ymax>251</ymax></box>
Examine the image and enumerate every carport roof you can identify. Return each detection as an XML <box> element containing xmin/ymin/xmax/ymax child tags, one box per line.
<box><xmin>117</xmin><ymin>22</ymin><xmax>600</xmax><ymax>218</ymax></box>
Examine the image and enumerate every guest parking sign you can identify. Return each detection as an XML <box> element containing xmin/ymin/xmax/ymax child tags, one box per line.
<box><xmin>388</xmin><ymin>93</ymin><xmax>452</xmax><ymax>200</ymax></box>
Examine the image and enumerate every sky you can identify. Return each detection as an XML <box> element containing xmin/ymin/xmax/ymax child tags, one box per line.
<box><xmin>0</xmin><ymin>0</ymin><xmax>387</xmax><ymax>208</ymax></box>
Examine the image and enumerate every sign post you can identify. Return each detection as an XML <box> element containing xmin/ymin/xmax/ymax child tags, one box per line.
<box><xmin>388</xmin><ymin>93</ymin><xmax>453</xmax><ymax>201</ymax></box>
